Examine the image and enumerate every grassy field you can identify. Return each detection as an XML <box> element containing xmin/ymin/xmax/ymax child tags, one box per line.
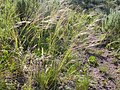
<box><xmin>0</xmin><ymin>0</ymin><xmax>120</xmax><ymax>90</ymax></box>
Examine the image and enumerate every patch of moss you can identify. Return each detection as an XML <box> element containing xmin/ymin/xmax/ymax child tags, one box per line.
<box><xmin>99</xmin><ymin>65</ymin><xmax>108</xmax><ymax>73</ymax></box>
<box><xmin>88</xmin><ymin>56</ymin><xmax>98</xmax><ymax>67</ymax></box>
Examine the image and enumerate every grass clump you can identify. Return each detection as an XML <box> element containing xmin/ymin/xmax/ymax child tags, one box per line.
<box><xmin>102</xmin><ymin>10</ymin><xmax>120</xmax><ymax>51</ymax></box>
<box><xmin>0</xmin><ymin>0</ymin><xmax>91</xmax><ymax>90</ymax></box>
<box><xmin>76</xmin><ymin>76</ymin><xmax>89</xmax><ymax>90</ymax></box>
